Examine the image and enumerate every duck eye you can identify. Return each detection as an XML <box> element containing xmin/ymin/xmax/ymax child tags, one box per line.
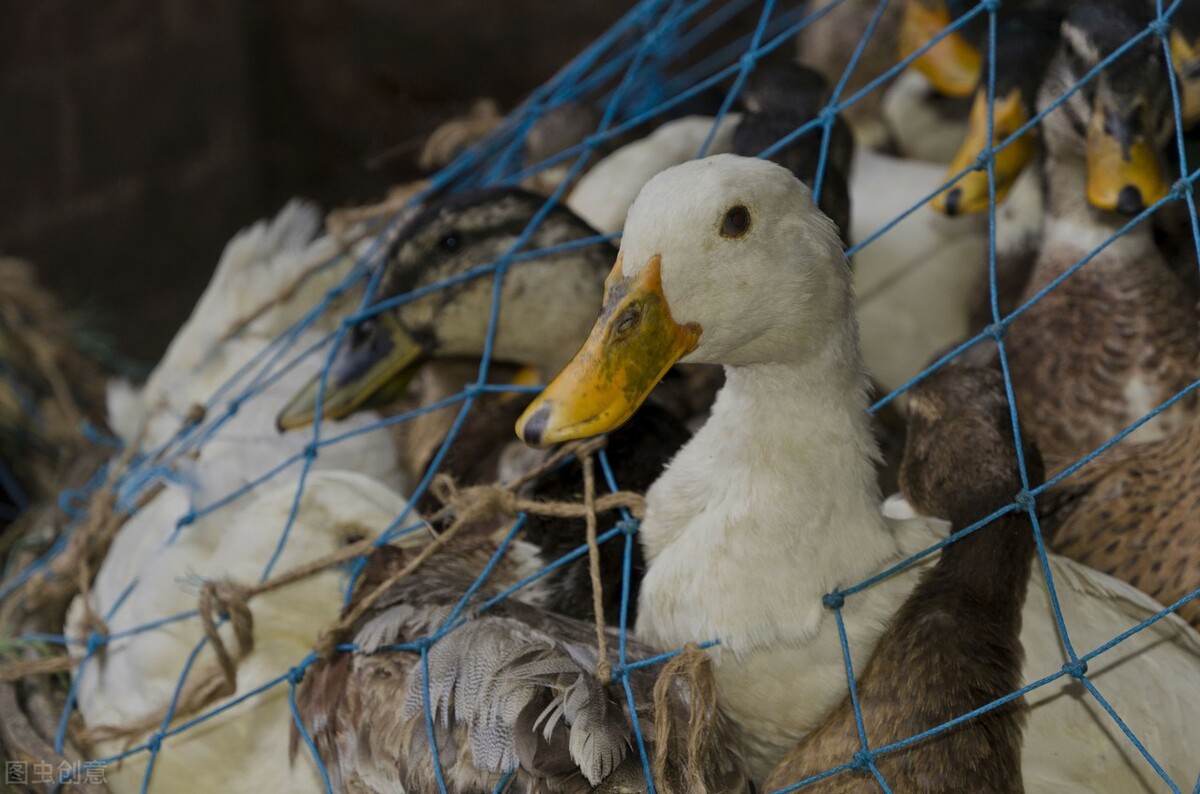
<box><xmin>615</xmin><ymin>307</ymin><xmax>641</xmax><ymax>337</ymax></box>
<box><xmin>721</xmin><ymin>205</ymin><xmax>751</xmax><ymax>238</ymax></box>
<box><xmin>438</xmin><ymin>232</ymin><xmax>460</xmax><ymax>251</ymax></box>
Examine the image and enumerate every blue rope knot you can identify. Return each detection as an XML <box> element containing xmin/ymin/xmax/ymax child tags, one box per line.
<box><xmin>303</xmin><ymin>443</ymin><xmax>319</xmax><ymax>461</ymax></box>
<box><xmin>973</xmin><ymin>149</ymin><xmax>994</xmax><ymax>172</ymax></box>
<box><xmin>981</xmin><ymin>0</ymin><xmax>1002</xmax><ymax>13</ymax></box>
<box><xmin>739</xmin><ymin>52</ymin><xmax>759</xmax><ymax>73</ymax></box>
<box><xmin>823</xmin><ymin>591</ymin><xmax>846</xmax><ymax>610</ymax></box>
<box><xmin>983</xmin><ymin>322</ymin><xmax>1006</xmax><ymax>341</ymax></box>
<box><xmin>58</xmin><ymin>489</ymin><xmax>89</xmax><ymax>520</ymax></box>
<box><xmin>226</xmin><ymin>397</ymin><xmax>242</xmax><ymax>417</ymax></box>
<box><xmin>1013</xmin><ymin>489</ymin><xmax>1036</xmax><ymax>513</ymax></box>
<box><xmin>818</xmin><ymin>106</ymin><xmax>839</xmax><ymax>128</ymax></box>
<box><xmin>617</xmin><ymin>518</ymin><xmax>641</xmax><ymax>536</ymax></box>
<box><xmin>1171</xmin><ymin>178</ymin><xmax>1194</xmax><ymax>200</ymax></box>
<box><xmin>176</xmin><ymin>511</ymin><xmax>196</xmax><ymax>529</ymax></box>
<box><xmin>850</xmin><ymin>749</ymin><xmax>873</xmax><ymax>771</ymax></box>
<box><xmin>1148</xmin><ymin>17</ymin><xmax>1171</xmax><ymax>38</ymax></box>
<box><xmin>85</xmin><ymin>630</ymin><xmax>106</xmax><ymax>657</ymax></box>
<box><xmin>146</xmin><ymin>733</ymin><xmax>163</xmax><ymax>754</ymax></box>
<box><xmin>1063</xmin><ymin>659</ymin><xmax>1089</xmax><ymax>679</ymax></box>
<box><xmin>287</xmin><ymin>664</ymin><xmax>307</xmax><ymax>686</ymax></box>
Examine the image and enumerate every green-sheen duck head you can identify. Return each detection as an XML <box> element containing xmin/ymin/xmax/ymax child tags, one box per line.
<box><xmin>1039</xmin><ymin>0</ymin><xmax>1173</xmax><ymax>216</ymax></box>
<box><xmin>277</xmin><ymin>187</ymin><xmax>614</xmax><ymax>431</ymax></box>
<box><xmin>516</xmin><ymin>154</ymin><xmax>850</xmax><ymax>447</ymax></box>
<box><xmin>932</xmin><ymin>8</ymin><xmax>1063</xmax><ymax>216</ymax></box>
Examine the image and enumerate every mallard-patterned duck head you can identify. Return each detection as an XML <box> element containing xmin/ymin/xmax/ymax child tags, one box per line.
<box><xmin>1041</xmin><ymin>0</ymin><xmax>1173</xmax><ymax>215</ymax></box>
<box><xmin>277</xmin><ymin>188</ymin><xmax>613</xmax><ymax>430</ymax></box>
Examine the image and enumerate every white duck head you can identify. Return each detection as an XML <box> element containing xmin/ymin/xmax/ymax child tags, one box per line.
<box><xmin>517</xmin><ymin>154</ymin><xmax>851</xmax><ymax>446</ymax></box>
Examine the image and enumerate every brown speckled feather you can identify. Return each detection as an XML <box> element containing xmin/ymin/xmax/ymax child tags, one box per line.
<box><xmin>1041</xmin><ymin>422</ymin><xmax>1200</xmax><ymax>628</ymax></box>
<box><xmin>293</xmin><ymin>544</ymin><xmax>749</xmax><ymax>793</ymax></box>
<box><xmin>1007</xmin><ymin>241</ymin><xmax>1198</xmax><ymax>463</ymax></box>
<box><xmin>765</xmin><ymin>367</ymin><xmax>1040</xmax><ymax>793</ymax></box>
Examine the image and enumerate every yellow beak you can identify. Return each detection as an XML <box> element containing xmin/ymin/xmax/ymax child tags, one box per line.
<box><xmin>898</xmin><ymin>0</ymin><xmax>982</xmax><ymax>98</ymax></box>
<box><xmin>1085</xmin><ymin>99</ymin><xmax>1170</xmax><ymax>215</ymax></box>
<box><xmin>932</xmin><ymin>88</ymin><xmax>1036</xmax><ymax>215</ymax></box>
<box><xmin>1171</xmin><ymin>30</ymin><xmax>1200</xmax><ymax>129</ymax></box>
<box><xmin>276</xmin><ymin>314</ymin><xmax>427</xmax><ymax>431</ymax></box>
<box><xmin>515</xmin><ymin>255</ymin><xmax>701</xmax><ymax>447</ymax></box>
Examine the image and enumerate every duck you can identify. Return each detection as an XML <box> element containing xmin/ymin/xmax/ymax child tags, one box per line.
<box><xmin>765</xmin><ymin>364</ymin><xmax>1040</xmax><ymax>793</ymax></box>
<box><xmin>88</xmin><ymin>200</ymin><xmax>402</xmax><ymax>596</ymax></box>
<box><xmin>63</xmin><ymin>204</ymin><xmax>405</xmax><ymax>793</ymax></box>
<box><xmin>66</xmin><ymin>470</ymin><xmax>415</xmax><ymax>794</ymax></box>
<box><xmin>1005</xmin><ymin>0</ymin><xmax>1198</xmax><ymax>463</ymax></box>
<box><xmin>515</xmin><ymin>153</ymin><xmax>1200</xmax><ymax>789</ymax></box>
<box><xmin>275</xmin><ymin>186</ymin><xmax>694</xmax><ymax>625</ymax></box>
<box><xmin>293</xmin><ymin>539</ymin><xmax>752</xmax><ymax>793</ymax></box>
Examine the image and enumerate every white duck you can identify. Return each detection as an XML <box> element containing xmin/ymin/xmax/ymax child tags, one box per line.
<box><xmin>66</xmin><ymin>203</ymin><xmax>408</xmax><ymax>792</ymax></box>
<box><xmin>66</xmin><ymin>471</ymin><xmax>415</xmax><ymax>794</ymax></box>
<box><xmin>515</xmin><ymin>155</ymin><xmax>1200</xmax><ymax>790</ymax></box>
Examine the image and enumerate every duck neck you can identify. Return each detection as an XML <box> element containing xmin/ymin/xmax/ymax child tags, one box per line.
<box><xmin>933</xmin><ymin>507</ymin><xmax>1035</xmax><ymax>621</ymax></box>
<box><xmin>638</xmin><ymin>322</ymin><xmax>899</xmax><ymax>653</ymax></box>
<box><xmin>1040</xmin><ymin>151</ymin><xmax>1154</xmax><ymax>262</ymax></box>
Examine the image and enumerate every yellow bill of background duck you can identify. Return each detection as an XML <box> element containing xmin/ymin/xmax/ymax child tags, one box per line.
<box><xmin>898</xmin><ymin>0</ymin><xmax>982</xmax><ymax>98</ymax></box>
<box><xmin>276</xmin><ymin>313</ymin><xmax>427</xmax><ymax>430</ymax></box>
<box><xmin>1085</xmin><ymin>98</ymin><xmax>1171</xmax><ymax>215</ymax></box>
<box><xmin>516</xmin><ymin>254</ymin><xmax>700</xmax><ymax>447</ymax></box>
<box><xmin>1170</xmin><ymin>29</ymin><xmax>1200</xmax><ymax>128</ymax></box>
<box><xmin>932</xmin><ymin>87</ymin><xmax>1037</xmax><ymax>215</ymax></box>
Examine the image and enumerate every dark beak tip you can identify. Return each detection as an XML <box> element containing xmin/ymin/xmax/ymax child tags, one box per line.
<box><xmin>944</xmin><ymin>188</ymin><xmax>962</xmax><ymax>217</ymax></box>
<box><xmin>521</xmin><ymin>404</ymin><xmax>551</xmax><ymax>447</ymax></box>
<box><xmin>1116</xmin><ymin>185</ymin><xmax>1145</xmax><ymax>215</ymax></box>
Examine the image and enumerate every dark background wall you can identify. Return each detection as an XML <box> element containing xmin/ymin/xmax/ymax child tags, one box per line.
<box><xmin>0</xmin><ymin>1</ymin><xmax>639</xmax><ymax>362</ymax></box>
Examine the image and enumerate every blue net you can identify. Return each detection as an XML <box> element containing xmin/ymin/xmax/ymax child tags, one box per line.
<box><xmin>4</xmin><ymin>0</ymin><xmax>1200</xmax><ymax>791</ymax></box>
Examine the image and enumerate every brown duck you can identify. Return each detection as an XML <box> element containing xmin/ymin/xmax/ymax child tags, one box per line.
<box><xmin>764</xmin><ymin>365</ymin><xmax>1041</xmax><ymax>793</ymax></box>
<box><xmin>292</xmin><ymin>542</ymin><xmax>750</xmax><ymax>793</ymax></box>
<box><xmin>1005</xmin><ymin>0</ymin><xmax>1198</xmax><ymax>464</ymax></box>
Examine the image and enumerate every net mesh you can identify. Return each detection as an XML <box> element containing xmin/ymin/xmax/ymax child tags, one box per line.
<box><xmin>4</xmin><ymin>0</ymin><xmax>1200</xmax><ymax>791</ymax></box>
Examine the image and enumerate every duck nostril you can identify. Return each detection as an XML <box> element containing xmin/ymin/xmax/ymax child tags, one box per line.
<box><xmin>1116</xmin><ymin>185</ymin><xmax>1144</xmax><ymax>215</ymax></box>
<box><xmin>944</xmin><ymin>188</ymin><xmax>963</xmax><ymax>217</ymax></box>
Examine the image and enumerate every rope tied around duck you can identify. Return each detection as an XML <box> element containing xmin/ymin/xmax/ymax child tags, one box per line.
<box><xmin>651</xmin><ymin>642</ymin><xmax>722</xmax><ymax>794</ymax></box>
<box><xmin>314</xmin><ymin>436</ymin><xmax>645</xmax><ymax>672</ymax></box>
